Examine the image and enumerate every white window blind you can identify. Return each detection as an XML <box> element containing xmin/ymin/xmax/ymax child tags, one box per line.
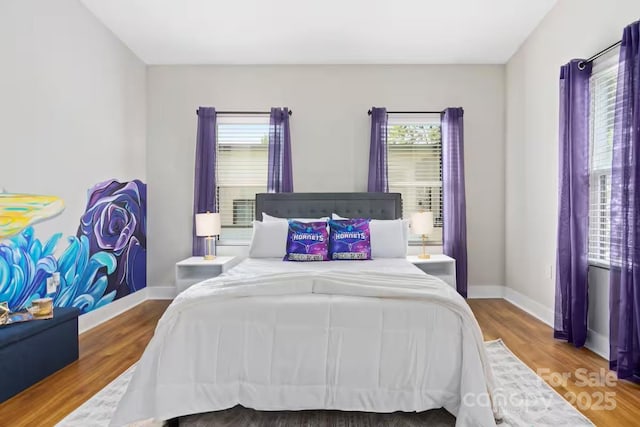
<box><xmin>216</xmin><ymin>115</ymin><xmax>269</xmax><ymax>241</ymax></box>
<box><xmin>588</xmin><ymin>51</ymin><xmax>619</xmax><ymax>266</ymax></box>
<box><xmin>387</xmin><ymin>114</ymin><xmax>443</xmax><ymax>244</ymax></box>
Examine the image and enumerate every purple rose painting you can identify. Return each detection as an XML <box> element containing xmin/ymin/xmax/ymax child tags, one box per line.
<box><xmin>77</xmin><ymin>179</ymin><xmax>147</xmax><ymax>299</ymax></box>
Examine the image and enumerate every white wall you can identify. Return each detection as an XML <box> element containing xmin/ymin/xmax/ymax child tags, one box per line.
<box><xmin>505</xmin><ymin>0</ymin><xmax>640</xmax><ymax>342</ymax></box>
<box><xmin>147</xmin><ymin>65</ymin><xmax>505</xmax><ymax>290</ymax></box>
<box><xmin>0</xmin><ymin>0</ymin><xmax>146</xmax><ymax>242</ymax></box>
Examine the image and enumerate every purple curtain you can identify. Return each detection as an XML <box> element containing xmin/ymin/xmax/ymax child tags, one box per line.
<box><xmin>553</xmin><ymin>60</ymin><xmax>591</xmax><ymax>347</ymax></box>
<box><xmin>610</xmin><ymin>20</ymin><xmax>640</xmax><ymax>382</ymax></box>
<box><xmin>368</xmin><ymin>107</ymin><xmax>388</xmax><ymax>192</ymax></box>
<box><xmin>441</xmin><ymin>108</ymin><xmax>468</xmax><ymax>297</ymax></box>
<box><xmin>192</xmin><ymin>107</ymin><xmax>217</xmax><ymax>256</ymax></box>
<box><xmin>268</xmin><ymin>107</ymin><xmax>293</xmax><ymax>192</ymax></box>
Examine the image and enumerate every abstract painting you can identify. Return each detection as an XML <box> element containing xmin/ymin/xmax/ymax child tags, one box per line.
<box><xmin>0</xmin><ymin>193</ymin><xmax>64</xmax><ymax>239</ymax></box>
<box><xmin>0</xmin><ymin>179</ymin><xmax>146</xmax><ymax>314</ymax></box>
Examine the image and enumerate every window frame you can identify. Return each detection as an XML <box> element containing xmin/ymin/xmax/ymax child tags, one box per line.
<box><xmin>215</xmin><ymin>114</ymin><xmax>269</xmax><ymax>244</ymax></box>
<box><xmin>386</xmin><ymin>113</ymin><xmax>443</xmax><ymax>245</ymax></box>
<box><xmin>587</xmin><ymin>50</ymin><xmax>619</xmax><ymax>268</ymax></box>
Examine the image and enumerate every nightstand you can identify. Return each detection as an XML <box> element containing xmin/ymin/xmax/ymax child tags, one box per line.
<box><xmin>407</xmin><ymin>254</ymin><xmax>457</xmax><ymax>289</ymax></box>
<box><xmin>175</xmin><ymin>256</ymin><xmax>239</xmax><ymax>293</ymax></box>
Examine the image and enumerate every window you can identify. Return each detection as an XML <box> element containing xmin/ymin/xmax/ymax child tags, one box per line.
<box><xmin>232</xmin><ymin>199</ymin><xmax>255</xmax><ymax>226</ymax></box>
<box><xmin>216</xmin><ymin>115</ymin><xmax>269</xmax><ymax>241</ymax></box>
<box><xmin>387</xmin><ymin>114</ymin><xmax>443</xmax><ymax>244</ymax></box>
<box><xmin>588</xmin><ymin>52</ymin><xmax>619</xmax><ymax>266</ymax></box>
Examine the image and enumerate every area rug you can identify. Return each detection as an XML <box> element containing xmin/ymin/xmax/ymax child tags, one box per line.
<box><xmin>56</xmin><ymin>339</ymin><xmax>594</xmax><ymax>427</ymax></box>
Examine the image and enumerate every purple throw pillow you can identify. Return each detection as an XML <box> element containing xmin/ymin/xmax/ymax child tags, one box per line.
<box><xmin>328</xmin><ymin>219</ymin><xmax>371</xmax><ymax>260</ymax></box>
<box><xmin>285</xmin><ymin>221</ymin><xmax>329</xmax><ymax>261</ymax></box>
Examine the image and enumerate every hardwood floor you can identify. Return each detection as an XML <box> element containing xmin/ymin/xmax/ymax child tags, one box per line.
<box><xmin>468</xmin><ymin>299</ymin><xmax>640</xmax><ymax>426</ymax></box>
<box><xmin>1</xmin><ymin>298</ymin><xmax>639</xmax><ymax>426</ymax></box>
<box><xmin>0</xmin><ymin>300</ymin><xmax>171</xmax><ymax>426</ymax></box>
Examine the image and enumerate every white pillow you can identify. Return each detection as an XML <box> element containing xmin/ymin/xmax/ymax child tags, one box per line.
<box><xmin>331</xmin><ymin>213</ymin><xmax>408</xmax><ymax>258</ymax></box>
<box><xmin>370</xmin><ymin>219</ymin><xmax>407</xmax><ymax>258</ymax></box>
<box><xmin>263</xmin><ymin>212</ymin><xmax>329</xmax><ymax>222</ymax></box>
<box><xmin>249</xmin><ymin>220</ymin><xmax>288</xmax><ymax>258</ymax></box>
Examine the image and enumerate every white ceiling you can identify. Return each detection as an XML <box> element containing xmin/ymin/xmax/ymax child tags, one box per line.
<box><xmin>80</xmin><ymin>0</ymin><xmax>557</xmax><ymax>65</ymax></box>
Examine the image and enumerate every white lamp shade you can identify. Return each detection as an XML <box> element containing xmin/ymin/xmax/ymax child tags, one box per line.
<box><xmin>195</xmin><ymin>212</ymin><xmax>221</xmax><ymax>237</ymax></box>
<box><xmin>410</xmin><ymin>211</ymin><xmax>434</xmax><ymax>235</ymax></box>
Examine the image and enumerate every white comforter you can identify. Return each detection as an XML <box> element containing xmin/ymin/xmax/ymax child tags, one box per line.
<box><xmin>111</xmin><ymin>259</ymin><xmax>498</xmax><ymax>427</ymax></box>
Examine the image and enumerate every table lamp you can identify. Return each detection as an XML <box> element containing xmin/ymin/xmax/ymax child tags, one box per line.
<box><xmin>195</xmin><ymin>212</ymin><xmax>221</xmax><ymax>260</ymax></box>
<box><xmin>411</xmin><ymin>211</ymin><xmax>434</xmax><ymax>259</ymax></box>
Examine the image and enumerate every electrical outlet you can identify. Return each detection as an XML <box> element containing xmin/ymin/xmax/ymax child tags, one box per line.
<box><xmin>52</xmin><ymin>272</ymin><xmax>60</xmax><ymax>287</ymax></box>
<box><xmin>46</xmin><ymin>277</ymin><xmax>56</xmax><ymax>294</ymax></box>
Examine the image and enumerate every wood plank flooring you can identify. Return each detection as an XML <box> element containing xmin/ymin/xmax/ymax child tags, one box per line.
<box><xmin>1</xmin><ymin>298</ymin><xmax>639</xmax><ymax>426</ymax></box>
<box><xmin>0</xmin><ymin>300</ymin><xmax>170</xmax><ymax>427</ymax></box>
<box><xmin>468</xmin><ymin>299</ymin><xmax>640</xmax><ymax>426</ymax></box>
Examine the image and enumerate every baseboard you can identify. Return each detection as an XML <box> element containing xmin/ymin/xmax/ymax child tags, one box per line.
<box><xmin>586</xmin><ymin>328</ymin><xmax>609</xmax><ymax>359</ymax></box>
<box><xmin>79</xmin><ymin>285</ymin><xmax>502</xmax><ymax>333</ymax></box>
<box><xmin>467</xmin><ymin>285</ymin><xmax>505</xmax><ymax>299</ymax></box>
<box><xmin>502</xmin><ymin>287</ymin><xmax>609</xmax><ymax>360</ymax></box>
<box><xmin>78</xmin><ymin>286</ymin><xmax>177</xmax><ymax>334</ymax></box>
<box><xmin>78</xmin><ymin>289</ymin><xmax>148</xmax><ymax>334</ymax></box>
<box><xmin>503</xmin><ymin>287</ymin><xmax>555</xmax><ymax>327</ymax></box>
<box><xmin>78</xmin><ymin>282</ymin><xmax>612</xmax><ymax>361</ymax></box>
<box><xmin>147</xmin><ymin>286</ymin><xmax>177</xmax><ymax>300</ymax></box>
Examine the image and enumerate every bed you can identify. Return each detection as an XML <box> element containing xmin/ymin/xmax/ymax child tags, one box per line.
<box><xmin>111</xmin><ymin>193</ymin><xmax>498</xmax><ymax>427</ymax></box>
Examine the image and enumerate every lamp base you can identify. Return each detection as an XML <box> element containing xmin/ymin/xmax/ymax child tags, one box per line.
<box><xmin>203</xmin><ymin>236</ymin><xmax>216</xmax><ymax>261</ymax></box>
<box><xmin>418</xmin><ymin>234</ymin><xmax>430</xmax><ymax>259</ymax></box>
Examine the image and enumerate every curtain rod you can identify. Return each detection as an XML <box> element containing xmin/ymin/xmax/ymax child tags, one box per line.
<box><xmin>578</xmin><ymin>40</ymin><xmax>622</xmax><ymax>70</ymax></box>
<box><xmin>195</xmin><ymin>110</ymin><xmax>292</xmax><ymax>116</ymax></box>
<box><xmin>367</xmin><ymin>110</ymin><xmax>442</xmax><ymax>115</ymax></box>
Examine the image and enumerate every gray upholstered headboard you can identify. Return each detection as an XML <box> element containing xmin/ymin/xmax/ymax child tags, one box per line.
<box><xmin>255</xmin><ymin>192</ymin><xmax>402</xmax><ymax>220</ymax></box>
